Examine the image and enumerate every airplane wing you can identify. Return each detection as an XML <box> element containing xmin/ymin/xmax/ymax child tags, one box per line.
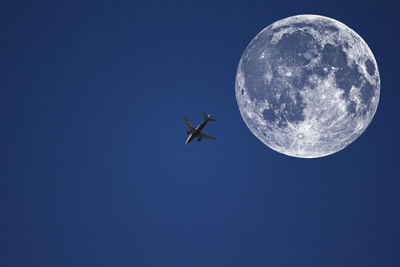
<box><xmin>184</xmin><ymin>117</ymin><xmax>194</xmax><ymax>131</ymax></box>
<box><xmin>198</xmin><ymin>133</ymin><xmax>216</xmax><ymax>140</ymax></box>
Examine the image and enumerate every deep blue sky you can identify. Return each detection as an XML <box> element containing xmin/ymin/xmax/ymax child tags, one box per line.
<box><xmin>1</xmin><ymin>0</ymin><xmax>399</xmax><ymax>266</ymax></box>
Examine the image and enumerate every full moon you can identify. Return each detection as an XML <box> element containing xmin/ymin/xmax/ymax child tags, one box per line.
<box><xmin>235</xmin><ymin>15</ymin><xmax>380</xmax><ymax>158</ymax></box>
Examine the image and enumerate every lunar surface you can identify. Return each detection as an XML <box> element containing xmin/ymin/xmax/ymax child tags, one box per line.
<box><xmin>235</xmin><ymin>15</ymin><xmax>380</xmax><ymax>158</ymax></box>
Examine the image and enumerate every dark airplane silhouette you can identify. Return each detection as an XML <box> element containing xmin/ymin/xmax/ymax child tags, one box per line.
<box><xmin>184</xmin><ymin>112</ymin><xmax>216</xmax><ymax>144</ymax></box>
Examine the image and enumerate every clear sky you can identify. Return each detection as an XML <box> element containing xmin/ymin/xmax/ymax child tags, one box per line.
<box><xmin>1</xmin><ymin>0</ymin><xmax>399</xmax><ymax>266</ymax></box>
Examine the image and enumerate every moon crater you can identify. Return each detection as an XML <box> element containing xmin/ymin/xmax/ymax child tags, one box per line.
<box><xmin>235</xmin><ymin>15</ymin><xmax>380</xmax><ymax>158</ymax></box>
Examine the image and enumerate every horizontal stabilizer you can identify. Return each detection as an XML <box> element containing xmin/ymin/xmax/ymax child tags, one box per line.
<box><xmin>203</xmin><ymin>112</ymin><xmax>216</xmax><ymax>122</ymax></box>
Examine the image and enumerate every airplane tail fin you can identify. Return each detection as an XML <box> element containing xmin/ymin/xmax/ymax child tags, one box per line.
<box><xmin>203</xmin><ymin>112</ymin><xmax>216</xmax><ymax>122</ymax></box>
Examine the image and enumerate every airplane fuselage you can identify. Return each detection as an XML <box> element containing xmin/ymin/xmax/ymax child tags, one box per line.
<box><xmin>185</xmin><ymin>120</ymin><xmax>208</xmax><ymax>144</ymax></box>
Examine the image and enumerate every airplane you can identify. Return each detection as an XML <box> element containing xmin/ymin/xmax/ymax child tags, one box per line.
<box><xmin>184</xmin><ymin>112</ymin><xmax>216</xmax><ymax>144</ymax></box>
